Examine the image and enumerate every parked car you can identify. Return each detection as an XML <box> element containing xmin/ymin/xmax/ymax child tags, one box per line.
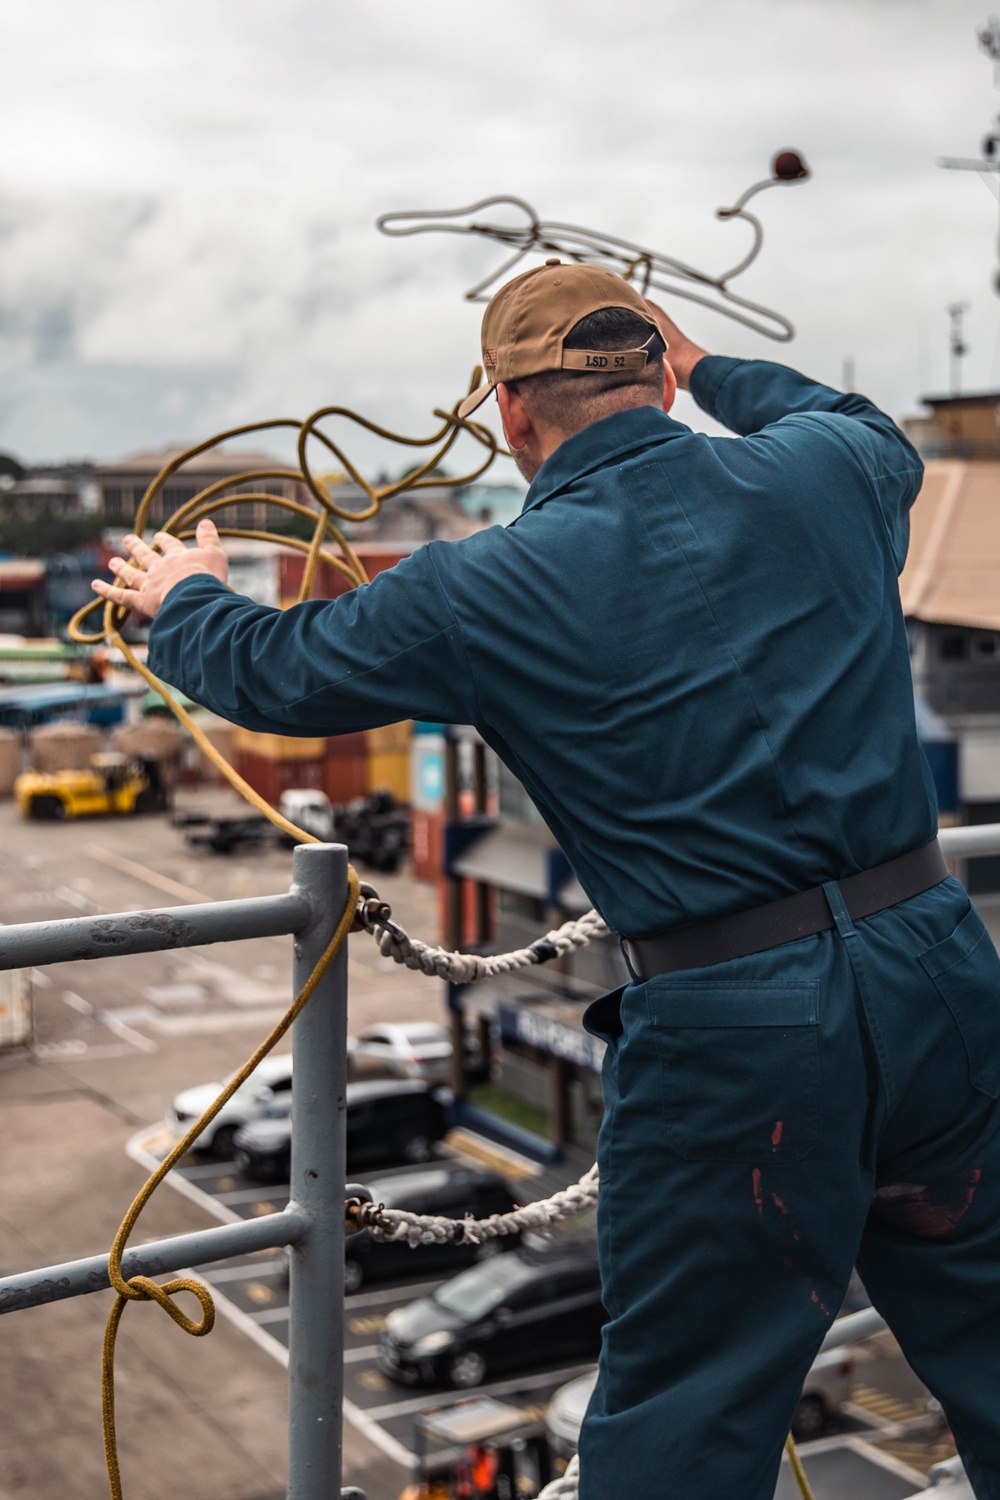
<box><xmin>351</xmin><ymin>1022</ymin><xmax>453</xmax><ymax>1083</ymax></box>
<box><xmin>170</xmin><ymin>1052</ymin><xmax>293</xmax><ymax>1157</ymax></box>
<box><xmin>545</xmin><ymin>1342</ymin><xmax>858</xmax><ymax>1459</ymax></box>
<box><xmin>344</xmin><ymin>1165</ymin><xmax>519</xmax><ymax>1294</ymax></box>
<box><xmin>378</xmin><ymin>1234</ymin><xmax>606</xmax><ymax>1390</ymax></box>
<box><xmin>233</xmin><ymin>1079</ymin><xmax>451</xmax><ymax>1183</ymax></box>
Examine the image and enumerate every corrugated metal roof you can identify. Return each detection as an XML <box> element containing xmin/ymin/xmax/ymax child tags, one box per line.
<box><xmin>899</xmin><ymin>459</ymin><xmax>1000</xmax><ymax>630</ymax></box>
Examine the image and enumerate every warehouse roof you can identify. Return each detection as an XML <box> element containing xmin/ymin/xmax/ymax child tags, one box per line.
<box><xmin>899</xmin><ymin>459</ymin><xmax>1000</xmax><ymax>631</ymax></box>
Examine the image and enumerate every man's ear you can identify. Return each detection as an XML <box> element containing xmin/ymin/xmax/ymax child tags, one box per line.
<box><xmin>661</xmin><ymin>358</ymin><xmax>678</xmax><ymax>415</ymax></box>
<box><xmin>496</xmin><ymin>382</ymin><xmax>533</xmax><ymax>451</ymax></box>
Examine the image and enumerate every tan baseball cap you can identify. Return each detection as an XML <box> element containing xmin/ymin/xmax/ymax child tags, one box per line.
<box><xmin>457</xmin><ymin>259</ymin><xmax>664</xmax><ymax>419</ymax></box>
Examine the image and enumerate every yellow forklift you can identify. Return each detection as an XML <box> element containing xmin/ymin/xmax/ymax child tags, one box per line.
<box><xmin>14</xmin><ymin>752</ymin><xmax>170</xmax><ymax>820</ymax></box>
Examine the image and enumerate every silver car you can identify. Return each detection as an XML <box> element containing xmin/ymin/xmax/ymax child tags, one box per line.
<box><xmin>546</xmin><ymin>1345</ymin><xmax>858</xmax><ymax>1458</ymax></box>
<box><xmin>350</xmin><ymin>1021</ymin><xmax>453</xmax><ymax>1083</ymax></box>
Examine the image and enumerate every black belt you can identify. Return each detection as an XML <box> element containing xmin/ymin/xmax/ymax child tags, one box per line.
<box><xmin>621</xmin><ymin>839</ymin><xmax>949</xmax><ymax>980</ymax></box>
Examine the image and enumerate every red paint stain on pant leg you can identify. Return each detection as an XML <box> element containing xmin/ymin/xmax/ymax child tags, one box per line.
<box><xmin>770</xmin><ymin>1192</ymin><xmax>789</xmax><ymax>1215</ymax></box>
<box><xmin>871</xmin><ymin>1168</ymin><xmax>982</xmax><ymax>1238</ymax></box>
<box><xmin>752</xmin><ymin>1167</ymin><xmax>763</xmax><ymax>1214</ymax></box>
<box><xmin>771</xmin><ymin>1120</ymin><xmax>784</xmax><ymax>1150</ymax></box>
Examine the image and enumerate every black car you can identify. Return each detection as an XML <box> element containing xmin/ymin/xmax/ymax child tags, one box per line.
<box><xmin>232</xmin><ymin>1079</ymin><xmax>450</xmax><ymax>1183</ymax></box>
<box><xmin>378</xmin><ymin>1235</ymin><xmax>606</xmax><ymax>1390</ymax></box>
<box><xmin>344</xmin><ymin>1165</ymin><xmax>520</xmax><ymax>1294</ymax></box>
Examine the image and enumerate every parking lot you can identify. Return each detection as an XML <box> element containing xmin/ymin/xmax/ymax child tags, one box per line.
<box><xmin>130</xmin><ymin>1120</ymin><xmax>962</xmax><ymax>1498</ymax></box>
<box><xmin>0</xmin><ymin>793</ymin><xmax>975</xmax><ymax>1498</ymax></box>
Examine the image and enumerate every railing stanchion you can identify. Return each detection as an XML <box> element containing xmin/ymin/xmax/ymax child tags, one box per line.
<box><xmin>287</xmin><ymin>842</ymin><xmax>350</xmax><ymax>1499</ymax></box>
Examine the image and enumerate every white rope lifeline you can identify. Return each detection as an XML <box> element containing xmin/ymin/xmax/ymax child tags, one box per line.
<box><xmin>367</xmin><ymin>907</ymin><xmax>609</xmax><ymax>983</ymax></box>
<box><xmin>350</xmin><ymin>1163</ymin><xmax>599</xmax><ymax>1247</ymax></box>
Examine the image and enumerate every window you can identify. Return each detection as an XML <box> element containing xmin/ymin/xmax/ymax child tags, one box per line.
<box><xmin>972</xmin><ymin>635</ymin><xmax>999</xmax><ymax>660</ymax></box>
<box><xmin>940</xmin><ymin>633</ymin><xmax>969</xmax><ymax>661</ymax></box>
<box><xmin>103</xmin><ymin>487</ymin><xmax>123</xmax><ymax>515</ymax></box>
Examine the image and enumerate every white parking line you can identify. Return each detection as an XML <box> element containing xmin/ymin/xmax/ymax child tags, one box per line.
<box><xmin>346</xmin><ymin>1279</ymin><xmax>442</xmax><ymax>1309</ymax></box>
<box><xmin>30</xmin><ymin>969</ymin><xmax>52</xmax><ymax>989</ymax></box>
<box><xmin>62</xmin><ymin>990</ymin><xmax>93</xmax><ymax>1015</ymax></box>
<box><xmin>250</xmin><ymin>1305</ymin><xmax>291</xmax><ymax>1325</ymax></box>
<box><xmin>33</xmin><ymin>1040</ymin><xmax>132</xmax><ymax>1061</ymax></box>
<box><xmin>215</xmin><ymin>1186</ymin><xmax>290</xmax><ymax>1207</ymax></box>
<box><xmin>100</xmin><ymin>1010</ymin><xmax>159</xmax><ymax>1054</ymax></box>
<box><xmin>202</xmin><ymin>1259</ymin><xmax>286</xmax><ymax>1283</ymax></box>
<box><xmin>363</xmin><ymin>1361</ymin><xmax>599</xmax><ymax>1422</ymax></box>
<box><xmin>177</xmin><ymin>1159</ymin><xmax>242</xmax><ymax>1179</ymax></box>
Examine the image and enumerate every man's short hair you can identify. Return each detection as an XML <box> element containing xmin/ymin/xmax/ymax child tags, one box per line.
<box><xmin>508</xmin><ymin>307</ymin><xmax>665</xmax><ymax>434</ymax></box>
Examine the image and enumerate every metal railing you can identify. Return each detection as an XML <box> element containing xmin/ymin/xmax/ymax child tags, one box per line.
<box><xmin>0</xmin><ymin>841</ymin><xmax>358</xmax><ymax>1500</ymax></box>
<box><xmin>0</xmin><ymin>823</ymin><xmax>999</xmax><ymax>1499</ymax></box>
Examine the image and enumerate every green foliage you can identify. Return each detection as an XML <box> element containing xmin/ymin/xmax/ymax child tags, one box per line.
<box><xmin>467</xmin><ymin>1082</ymin><xmax>551</xmax><ymax>1141</ymax></box>
<box><xmin>0</xmin><ymin>502</ymin><xmax>105</xmax><ymax>557</ymax></box>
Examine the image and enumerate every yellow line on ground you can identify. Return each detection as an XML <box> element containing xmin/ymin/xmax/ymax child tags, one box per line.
<box><xmin>86</xmin><ymin>844</ymin><xmax>218</xmax><ymax>904</ymax></box>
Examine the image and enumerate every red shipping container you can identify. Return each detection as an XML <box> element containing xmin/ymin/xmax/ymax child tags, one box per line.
<box><xmin>236</xmin><ymin>752</ymin><xmax>325</xmax><ymax>805</ymax></box>
<box><xmin>411</xmin><ymin>809</ymin><xmax>444</xmax><ymax>882</ymax></box>
<box><xmin>324</xmin><ymin>754</ymin><xmax>368</xmax><ymax>804</ymax></box>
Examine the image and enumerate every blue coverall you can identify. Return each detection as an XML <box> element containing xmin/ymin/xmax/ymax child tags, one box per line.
<box><xmin>148</xmin><ymin>357</ymin><xmax>1000</xmax><ymax>1499</ymax></box>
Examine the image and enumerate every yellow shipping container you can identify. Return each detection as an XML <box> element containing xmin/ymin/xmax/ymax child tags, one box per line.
<box><xmin>364</xmin><ymin>721</ymin><xmax>412</xmax><ymax>756</ymax></box>
<box><xmin>233</xmin><ymin>728</ymin><xmax>327</xmax><ymax>762</ymax></box>
<box><xmin>366</xmin><ymin>750</ymin><xmax>410</xmax><ymax>802</ymax></box>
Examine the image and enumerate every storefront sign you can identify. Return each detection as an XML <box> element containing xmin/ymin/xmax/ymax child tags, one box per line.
<box><xmin>497</xmin><ymin>1001</ymin><xmax>605</xmax><ymax>1072</ymax></box>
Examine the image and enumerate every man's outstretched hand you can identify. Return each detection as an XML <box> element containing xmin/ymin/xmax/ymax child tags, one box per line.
<box><xmin>644</xmin><ymin>301</ymin><xmax>708</xmax><ymax>392</ymax></box>
<box><xmin>92</xmin><ymin>519</ymin><xmax>229</xmax><ymax>621</ymax></box>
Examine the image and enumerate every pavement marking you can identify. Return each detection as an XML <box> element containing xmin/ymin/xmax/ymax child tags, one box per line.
<box><xmin>61</xmin><ymin>989</ymin><xmax>93</xmax><ymax>1015</ymax></box>
<box><xmin>344</xmin><ymin>1343</ymin><xmax>380</xmax><ymax>1363</ymax></box>
<box><xmin>841</xmin><ymin>1434</ymin><xmax>929</xmax><ymax>1486</ymax></box>
<box><xmin>346</xmin><ymin>1279</ymin><xmax>442</xmax><ymax>1309</ymax></box>
<box><xmin>29</xmin><ymin>968</ymin><xmax>52</xmax><ymax>989</ymax></box>
<box><xmin>32</xmin><ymin>1040</ymin><xmax>133</xmax><ymax>1061</ymax></box>
<box><xmin>177</xmin><ymin>1158</ymin><xmax>240</xmax><ymax>1179</ymax></box>
<box><xmin>363</xmin><ymin>1361</ymin><xmax>599</xmax><ymax>1422</ymax></box>
<box><xmin>54</xmin><ymin>884</ymin><xmax>95</xmax><ymax>912</ymax></box>
<box><xmin>250</xmin><ymin>1305</ymin><xmax>290</xmax><ymax>1325</ymax></box>
<box><xmin>202</xmin><ymin>1259</ymin><xmax>286</xmax><ymax>1283</ymax></box>
<box><xmin>127</xmin><ymin>1126</ymin><xmax>243</xmax><ymax>1225</ymax></box>
<box><xmin>872</xmin><ymin>1438</ymin><xmax>957</xmax><ymax>1476</ymax></box>
<box><xmin>148</xmin><ymin>1007</ymin><xmax>288</xmax><ymax>1037</ymax></box>
<box><xmin>246</xmin><ymin>1281</ymin><xmax>276</xmax><ymax>1304</ymax></box>
<box><xmin>342</xmin><ymin>1399</ymin><xmax>414</xmax><ymax>1469</ymax></box>
<box><xmin>443</xmin><ymin>1128</ymin><xmax>541</xmax><ymax>1181</ymax></box>
<box><xmin>85</xmin><ymin>845</ymin><xmax>217</xmax><ymax>905</ymax></box>
<box><xmin>177</xmin><ymin>1265</ymin><xmax>290</xmax><ymax>1370</ymax></box>
<box><xmin>215</xmin><ymin>1186</ymin><xmax>291</xmax><ymax>1207</ymax></box>
<box><xmin>348</xmin><ymin>1314</ymin><xmax>387</xmax><ymax>1336</ymax></box>
<box><xmin>100</xmin><ymin>1009</ymin><xmax>159</xmax><ymax>1054</ymax></box>
<box><xmin>852</xmin><ymin>1385</ymin><xmax>929</xmax><ymax>1425</ymax></box>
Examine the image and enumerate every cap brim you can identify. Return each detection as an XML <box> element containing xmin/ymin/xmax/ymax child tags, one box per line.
<box><xmin>457</xmin><ymin>381</ymin><xmax>495</xmax><ymax>420</ymax></box>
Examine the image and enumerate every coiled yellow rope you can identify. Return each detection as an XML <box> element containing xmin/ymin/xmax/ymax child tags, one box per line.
<box><xmin>69</xmin><ymin>378</ymin><xmax>503</xmax><ymax>1500</ymax></box>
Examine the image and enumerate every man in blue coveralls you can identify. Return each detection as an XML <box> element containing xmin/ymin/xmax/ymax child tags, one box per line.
<box><xmin>94</xmin><ymin>261</ymin><xmax>1000</xmax><ymax>1499</ymax></box>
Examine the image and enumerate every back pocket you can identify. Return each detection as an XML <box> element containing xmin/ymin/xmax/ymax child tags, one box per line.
<box><xmin>919</xmin><ymin>904</ymin><xmax>1000</xmax><ymax>1098</ymax></box>
<box><xmin>646</xmin><ymin>979</ymin><xmax>821</xmax><ymax>1162</ymax></box>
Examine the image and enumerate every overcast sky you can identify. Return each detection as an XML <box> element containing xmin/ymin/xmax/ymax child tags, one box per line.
<box><xmin>2</xmin><ymin>0</ymin><xmax>1000</xmax><ymax>480</ymax></box>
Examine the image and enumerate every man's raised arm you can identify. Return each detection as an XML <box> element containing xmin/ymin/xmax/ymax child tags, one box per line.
<box><xmin>93</xmin><ymin>522</ymin><xmax>479</xmax><ymax>735</ymax></box>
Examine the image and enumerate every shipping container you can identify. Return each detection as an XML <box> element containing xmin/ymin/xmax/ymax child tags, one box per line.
<box><xmin>411</xmin><ymin>808</ymin><xmax>444</xmax><ymax>881</ymax></box>
<box><xmin>235</xmin><ymin>752</ymin><xmax>325</xmax><ymax>805</ymax></box>
<box><xmin>366</xmin><ymin>750</ymin><xmax>410</xmax><ymax>801</ymax></box>
<box><xmin>233</xmin><ymin>728</ymin><xmax>327</xmax><ymax>763</ymax></box>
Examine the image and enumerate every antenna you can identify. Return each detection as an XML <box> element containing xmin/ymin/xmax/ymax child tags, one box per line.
<box><xmin>940</xmin><ymin>17</ymin><xmax>1000</xmax><ymax>293</ymax></box>
<box><xmin>948</xmin><ymin>301</ymin><xmax>970</xmax><ymax>393</ymax></box>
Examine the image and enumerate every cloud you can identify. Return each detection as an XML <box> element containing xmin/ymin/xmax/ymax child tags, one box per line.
<box><xmin>1</xmin><ymin>0</ymin><xmax>998</xmax><ymax>470</ymax></box>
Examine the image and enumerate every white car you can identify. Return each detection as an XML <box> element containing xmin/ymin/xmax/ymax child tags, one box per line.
<box><xmin>350</xmin><ymin>1022</ymin><xmax>453</xmax><ymax>1083</ymax></box>
<box><xmin>546</xmin><ymin>1345</ymin><xmax>858</xmax><ymax>1458</ymax></box>
<box><xmin>169</xmin><ymin>1053</ymin><xmax>294</xmax><ymax>1157</ymax></box>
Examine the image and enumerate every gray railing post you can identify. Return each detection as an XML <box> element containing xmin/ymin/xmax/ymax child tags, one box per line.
<box><xmin>286</xmin><ymin>842</ymin><xmax>351</xmax><ymax>1499</ymax></box>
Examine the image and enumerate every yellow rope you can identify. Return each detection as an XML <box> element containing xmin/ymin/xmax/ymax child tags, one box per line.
<box><xmin>69</xmin><ymin>380</ymin><xmax>501</xmax><ymax>1500</ymax></box>
<box><xmin>785</xmin><ymin>1432</ymin><xmax>816</xmax><ymax>1500</ymax></box>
